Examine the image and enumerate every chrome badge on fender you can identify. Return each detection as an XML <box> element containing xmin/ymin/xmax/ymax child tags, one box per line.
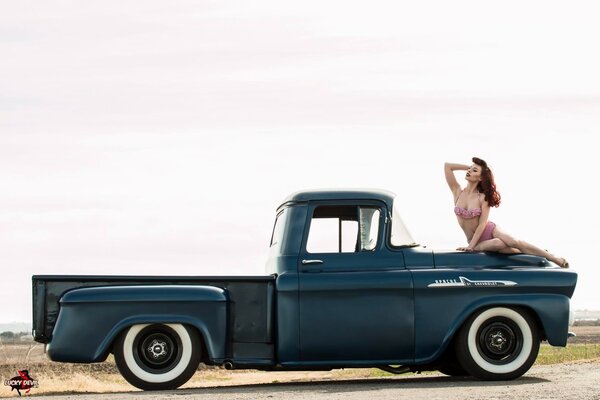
<box><xmin>428</xmin><ymin>276</ymin><xmax>517</xmax><ymax>288</ymax></box>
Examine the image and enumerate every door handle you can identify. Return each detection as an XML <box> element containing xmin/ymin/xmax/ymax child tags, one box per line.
<box><xmin>302</xmin><ymin>259</ymin><xmax>323</xmax><ymax>265</ymax></box>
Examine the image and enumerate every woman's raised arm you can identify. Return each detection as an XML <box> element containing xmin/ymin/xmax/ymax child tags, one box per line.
<box><xmin>444</xmin><ymin>162</ymin><xmax>469</xmax><ymax>194</ymax></box>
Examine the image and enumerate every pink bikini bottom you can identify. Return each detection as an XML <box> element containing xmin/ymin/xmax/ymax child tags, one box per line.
<box><xmin>477</xmin><ymin>221</ymin><xmax>497</xmax><ymax>245</ymax></box>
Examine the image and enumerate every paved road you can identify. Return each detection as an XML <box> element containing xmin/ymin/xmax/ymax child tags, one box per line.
<box><xmin>31</xmin><ymin>361</ymin><xmax>600</xmax><ymax>400</ymax></box>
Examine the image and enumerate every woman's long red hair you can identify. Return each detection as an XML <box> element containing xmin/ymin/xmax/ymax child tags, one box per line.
<box><xmin>473</xmin><ymin>157</ymin><xmax>501</xmax><ymax>207</ymax></box>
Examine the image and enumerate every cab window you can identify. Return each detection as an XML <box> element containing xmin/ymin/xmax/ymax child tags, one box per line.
<box><xmin>306</xmin><ymin>205</ymin><xmax>380</xmax><ymax>253</ymax></box>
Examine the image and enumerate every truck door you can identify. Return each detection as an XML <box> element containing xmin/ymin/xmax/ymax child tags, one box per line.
<box><xmin>297</xmin><ymin>202</ymin><xmax>414</xmax><ymax>363</ymax></box>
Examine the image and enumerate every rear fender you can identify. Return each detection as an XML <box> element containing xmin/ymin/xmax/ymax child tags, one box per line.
<box><xmin>47</xmin><ymin>285</ymin><xmax>228</xmax><ymax>363</ymax></box>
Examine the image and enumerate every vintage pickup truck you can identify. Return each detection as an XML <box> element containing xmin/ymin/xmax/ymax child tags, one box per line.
<box><xmin>32</xmin><ymin>189</ymin><xmax>577</xmax><ymax>390</ymax></box>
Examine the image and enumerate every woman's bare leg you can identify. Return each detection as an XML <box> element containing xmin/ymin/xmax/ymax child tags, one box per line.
<box><xmin>498</xmin><ymin>247</ymin><xmax>521</xmax><ymax>254</ymax></box>
<box><xmin>492</xmin><ymin>225</ymin><xmax>569</xmax><ymax>267</ymax></box>
<box><xmin>473</xmin><ymin>238</ymin><xmax>511</xmax><ymax>252</ymax></box>
<box><xmin>473</xmin><ymin>238</ymin><xmax>520</xmax><ymax>254</ymax></box>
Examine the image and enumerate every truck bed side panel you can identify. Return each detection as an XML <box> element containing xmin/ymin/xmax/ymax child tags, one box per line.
<box><xmin>32</xmin><ymin>275</ymin><xmax>275</xmax><ymax>361</ymax></box>
<box><xmin>48</xmin><ymin>285</ymin><xmax>227</xmax><ymax>362</ymax></box>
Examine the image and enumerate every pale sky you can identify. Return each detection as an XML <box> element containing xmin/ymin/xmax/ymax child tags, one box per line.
<box><xmin>1</xmin><ymin>0</ymin><xmax>599</xmax><ymax>323</ymax></box>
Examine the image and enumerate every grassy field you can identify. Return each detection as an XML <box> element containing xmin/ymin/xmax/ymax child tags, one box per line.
<box><xmin>536</xmin><ymin>343</ymin><xmax>600</xmax><ymax>365</ymax></box>
<box><xmin>1</xmin><ymin>327</ymin><xmax>599</xmax><ymax>397</ymax></box>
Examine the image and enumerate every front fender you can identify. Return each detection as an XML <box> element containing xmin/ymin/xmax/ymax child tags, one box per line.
<box><xmin>47</xmin><ymin>285</ymin><xmax>228</xmax><ymax>363</ymax></box>
<box><xmin>414</xmin><ymin>293</ymin><xmax>571</xmax><ymax>364</ymax></box>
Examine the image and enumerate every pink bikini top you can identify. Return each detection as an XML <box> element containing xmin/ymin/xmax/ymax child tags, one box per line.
<box><xmin>454</xmin><ymin>190</ymin><xmax>482</xmax><ymax>219</ymax></box>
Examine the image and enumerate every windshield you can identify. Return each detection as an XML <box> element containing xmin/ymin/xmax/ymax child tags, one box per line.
<box><xmin>390</xmin><ymin>199</ymin><xmax>417</xmax><ymax>247</ymax></box>
<box><xmin>269</xmin><ymin>208</ymin><xmax>288</xmax><ymax>250</ymax></box>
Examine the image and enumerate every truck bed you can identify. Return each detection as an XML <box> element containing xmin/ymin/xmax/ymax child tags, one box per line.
<box><xmin>32</xmin><ymin>275</ymin><xmax>276</xmax><ymax>356</ymax></box>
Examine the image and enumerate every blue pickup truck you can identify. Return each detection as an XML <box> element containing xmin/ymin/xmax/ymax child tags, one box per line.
<box><xmin>32</xmin><ymin>189</ymin><xmax>577</xmax><ymax>390</ymax></box>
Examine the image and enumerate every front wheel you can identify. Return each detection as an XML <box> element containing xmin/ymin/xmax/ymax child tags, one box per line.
<box><xmin>455</xmin><ymin>307</ymin><xmax>540</xmax><ymax>380</ymax></box>
<box><xmin>114</xmin><ymin>323</ymin><xmax>202</xmax><ymax>390</ymax></box>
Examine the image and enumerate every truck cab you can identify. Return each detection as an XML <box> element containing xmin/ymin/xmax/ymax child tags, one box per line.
<box><xmin>267</xmin><ymin>189</ymin><xmax>416</xmax><ymax>364</ymax></box>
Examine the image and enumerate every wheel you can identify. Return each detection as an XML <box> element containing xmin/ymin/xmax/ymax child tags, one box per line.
<box><xmin>438</xmin><ymin>347</ymin><xmax>469</xmax><ymax>376</ymax></box>
<box><xmin>114</xmin><ymin>323</ymin><xmax>202</xmax><ymax>390</ymax></box>
<box><xmin>438</xmin><ymin>360</ymin><xmax>469</xmax><ymax>377</ymax></box>
<box><xmin>455</xmin><ymin>307</ymin><xmax>540</xmax><ymax>380</ymax></box>
<box><xmin>438</xmin><ymin>363</ymin><xmax>468</xmax><ymax>377</ymax></box>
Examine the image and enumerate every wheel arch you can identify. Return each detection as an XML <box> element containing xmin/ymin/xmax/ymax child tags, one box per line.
<box><xmin>454</xmin><ymin>304</ymin><xmax>544</xmax><ymax>343</ymax></box>
<box><xmin>447</xmin><ymin>294</ymin><xmax>569</xmax><ymax>346</ymax></box>
<box><xmin>105</xmin><ymin>316</ymin><xmax>213</xmax><ymax>362</ymax></box>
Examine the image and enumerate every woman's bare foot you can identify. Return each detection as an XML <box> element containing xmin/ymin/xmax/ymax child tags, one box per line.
<box><xmin>544</xmin><ymin>250</ymin><xmax>569</xmax><ymax>268</ymax></box>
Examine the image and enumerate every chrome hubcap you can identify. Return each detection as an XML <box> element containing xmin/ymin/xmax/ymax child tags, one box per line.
<box><xmin>147</xmin><ymin>339</ymin><xmax>168</xmax><ymax>359</ymax></box>
<box><xmin>489</xmin><ymin>331</ymin><xmax>507</xmax><ymax>350</ymax></box>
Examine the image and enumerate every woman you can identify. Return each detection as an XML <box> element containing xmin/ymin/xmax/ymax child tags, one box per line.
<box><xmin>444</xmin><ymin>157</ymin><xmax>569</xmax><ymax>268</ymax></box>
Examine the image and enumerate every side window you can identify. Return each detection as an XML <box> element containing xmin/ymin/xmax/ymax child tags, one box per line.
<box><xmin>306</xmin><ymin>205</ymin><xmax>380</xmax><ymax>253</ymax></box>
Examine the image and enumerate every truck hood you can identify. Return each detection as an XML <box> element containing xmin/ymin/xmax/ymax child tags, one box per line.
<box><xmin>432</xmin><ymin>250</ymin><xmax>553</xmax><ymax>269</ymax></box>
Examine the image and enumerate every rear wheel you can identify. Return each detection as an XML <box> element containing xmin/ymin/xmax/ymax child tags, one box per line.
<box><xmin>114</xmin><ymin>323</ymin><xmax>202</xmax><ymax>390</ymax></box>
<box><xmin>455</xmin><ymin>307</ymin><xmax>540</xmax><ymax>380</ymax></box>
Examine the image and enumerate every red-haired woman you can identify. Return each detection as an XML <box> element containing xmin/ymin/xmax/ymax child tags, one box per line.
<box><xmin>444</xmin><ymin>157</ymin><xmax>569</xmax><ymax>268</ymax></box>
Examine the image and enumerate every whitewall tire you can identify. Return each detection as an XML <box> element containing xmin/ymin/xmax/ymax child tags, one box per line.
<box><xmin>455</xmin><ymin>307</ymin><xmax>540</xmax><ymax>380</ymax></box>
<box><xmin>114</xmin><ymin>323</ymin><xmax>202</xmax><ymax>390</ymax></box>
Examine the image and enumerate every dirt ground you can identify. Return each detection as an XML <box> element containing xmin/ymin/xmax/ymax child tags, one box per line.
<box><xmin>4</xmin><ymin>361</ymin><xmax>599</xmax><ymax>400</ymax></box>
<box><xmin>567</xmin><ymin>326</ymin><xmax>600</xmax><ymax>344</ymax></box>
<box><xmin>1</xmin><ymin>326</ymin><xmax>599</xmax><ymax>398</ymax></box>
